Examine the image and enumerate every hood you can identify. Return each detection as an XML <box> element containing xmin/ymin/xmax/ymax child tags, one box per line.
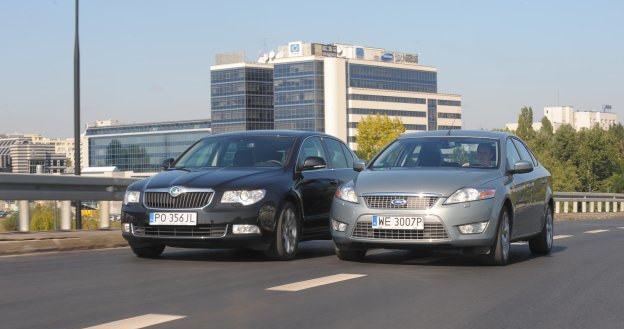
<box><xmin>143</xmin><ymin>167</ymin><xmax>284</xmax><ymax>191</ymax></box>
<box><xmin>355</xmin><ymin>168</ymin><xmax>502</xmax><ymax>197</ymax></box>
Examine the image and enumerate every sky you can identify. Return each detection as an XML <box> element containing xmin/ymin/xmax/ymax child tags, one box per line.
<box><xmin>1</xmin><ymin>0</ymin><xmax>622</xmax><ymax>138</ymax></box>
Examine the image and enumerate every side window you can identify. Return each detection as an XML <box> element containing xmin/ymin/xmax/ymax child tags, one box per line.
<box><xmin>340</xmin><ymin>143</ymin><xmax>354</xmax><ymax>168</ymax></box>
<box><xmin>512</xmin><ymin>139</ymin><xmax>537</xmax><ymax>166</ymax></box>
<box><xmin>324</xmin><ymin>138</ymin><xmax>349</xmax><ymax>169</ymax></box>
<box><xmin>505</xmin><ymin>139</ymin><xmax>521</xmax><ymax>170</ymax></box>
<box><xmin>297</xmin><ymin>137</ymin><xmax>327</xmax><ymax>168</ymax></box>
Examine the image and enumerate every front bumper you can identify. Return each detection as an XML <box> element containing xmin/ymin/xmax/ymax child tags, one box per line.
<box><xmin>330</xmin><ymin>196</ymin><xmax>503</xmax><ymax>252</ymax></box>
<box><xmin>121</xmin><ymin>200</ymin><xmax>278</xmax><ymax>250</ymax></box>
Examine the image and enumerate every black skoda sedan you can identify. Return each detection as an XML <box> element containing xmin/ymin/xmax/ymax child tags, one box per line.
<box><xmin>121</xmin><ymin>130</ymin><xmax>362</xmax><ymax>260</ymax></box>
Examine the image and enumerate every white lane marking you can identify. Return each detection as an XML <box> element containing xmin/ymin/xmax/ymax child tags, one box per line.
<box><xmin>553</xmin><ymin>235</ymin><xmax>573</xmax><ymax>240</ymax></box>
<box><xmin>618</xmin><ymin>227</ymin><xmax>624</xmax><ymax>229</ymax></box>
<box><xmin>81</xmin><ymin>314</ymin><xmax>185</xmax><ymax>329</ymax></box>
<box><xmin>266</xmin><ymin>274</ymin><xmax>366</xmax><ymax>292</ymax></box>
<box><xmin>584</xmin><ymin>229</ymin><xmax>610</xmax><ymax>234</ymax></box>
<box><xmin>511</xmin><ymin>242</ymin><xmax>527</xmax><ymax>245</ymax></box>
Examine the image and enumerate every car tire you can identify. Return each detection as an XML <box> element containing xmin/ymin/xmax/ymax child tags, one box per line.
<box><xmin>334</xmin><ymin>245</ymin><xmax>367</xmax><ymax>261</ymax></box>
<box><xmin>130</xmin><ymin>243</ymin><xmax>165</xmax><ymax>258</ymax></box>
<box><xmin>529</xmin><ymin>205</ymin><xmax>553</xmax><ymax>255</ymax></box>
<box><xmin>480</xmin><ymin>207</ymin><xmax>511</xmax><ymax>266</ymax></box>
<box><xmin>265</xmin><ymin>202</ymin><xmax>300</xmax><ymax>261</ymax></box>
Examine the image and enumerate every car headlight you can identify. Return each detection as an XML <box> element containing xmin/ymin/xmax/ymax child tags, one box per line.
<box><xmin>124</xmin><ymin>191</ymin><xmax>141</xmax><ymax>205</ymax></box>
<box><xmin>221</xmin><ymin>189</ymin><xmax>266</xmax><ymax>206</ymax></box>
<box><xmin>335</xmin><ymin>180</ymin><xmax>358</xmax><ymax>203</ymax></box>
<box><xmin>444</xmin><ymin>188</ymin><xmax>496</xmax><ymax>204</ymax></box>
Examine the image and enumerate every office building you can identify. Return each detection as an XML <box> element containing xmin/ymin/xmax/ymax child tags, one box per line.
<box><xmin>210</xmin><ymin>53</ymin><xmax>274</xmax><ymax>134</ymax></box>
<box><xmin>211</xmin><ymin>41</ymin><xmax>462</xmax><ymax>148</ymax></box>
<box><xmin>0</xmin><ymin>136</ymin><xmax>67</xmax><ymax>174</ymax></box>
<box><xmin>83</xmin><ymin>119</ymin><xmax>211</xmax><ymax>173</ymax></box>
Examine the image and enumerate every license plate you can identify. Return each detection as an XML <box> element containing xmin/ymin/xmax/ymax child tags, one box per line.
<box><xmin>372</xmin><ymin>216</ymin><xmax>424</xmax><ymax>230</ymax></box>
<box><xmin>149</xmin><ymin>212</ymin><xmax>197</xmax><ymax>226</ymax></box>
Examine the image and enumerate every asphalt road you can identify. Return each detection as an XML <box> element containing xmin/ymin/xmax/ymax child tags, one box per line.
<box><xmin>1</xmin><ymin>219</ymin><xmax>624</xmax><ymax>329</ymax></box>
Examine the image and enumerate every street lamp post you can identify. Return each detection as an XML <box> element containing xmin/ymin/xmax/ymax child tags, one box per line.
<box><xmin>74</xmin><ymin>0</ymin><xmax>82</xmax><ymax>229</ymax></box>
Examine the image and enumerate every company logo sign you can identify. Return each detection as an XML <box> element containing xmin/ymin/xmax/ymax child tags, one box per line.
<box><xmin>390</xmin><ymin>198</ymin><xmax>408</xmax><ymax>206</ymax></box>
<box><xmin>381</xmin><ymin>53</ymin><xmax>394</xmax><ymax>61</ymax></box>
<box><xmin>288</xmin><ymin>41</ymin><xmax>303</xmax><ymax>56</ymax></box>
<box><xmin>169</xmin><ymin>186</ymin><xmax>182</xmax><ymax>198</ymax></box>
<box><xmin>356</xmin><ymin>47</ymin><xmax>364</xmax><ymax>59</ymax></box>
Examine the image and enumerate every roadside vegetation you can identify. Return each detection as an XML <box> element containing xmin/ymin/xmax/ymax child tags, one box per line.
<box><xmin>0</xmin><ymin>202</ymin><xmax>120</xmax><ymax>232</ymax></box>
<box><xmin>511</xmin><ymin>106</ymin><xmax>624</xmax><ymax>192</ymax></box>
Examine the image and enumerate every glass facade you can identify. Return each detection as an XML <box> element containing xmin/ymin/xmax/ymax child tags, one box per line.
<box><xmin>428</xmin><ymin>99</ymin><xmax>437</xmax><ymax>131</ymax></box>
<box><xmin>274</xmin><ymin>61</ymin><xmax>325</xmax><ymax>131</ymax></box>
<box><xmin>348</xmin><ymin>94</ymin><xmax>426</xmax><ymax>104</ymax></box>
<box><xmin>88</xmin><ymin>131</ymin><xmax>210</xmax><ymax>173</ymax></box>
<box><xmin>349</xmin><ymin>122</ymin><xmax>426</xmax><ymax>131</ymax></box>
<box><xmin>211</xmin><ymin>67</ymin><xmax>274</xmax><ymax>134</ymax></box>
<box><xmin>438</xmin><ymin>112</ymin><xmax>461</xmax><ymax>119</ymax></box>
<box><xmin>348</xmin><ymin>108</ymin><xmax>426</xmax><ymax>117</ymax></box>
<box><xmin>86</xmin><ymin>120</ymin><xmax>211</xmax><ymax>136</ymax></box>
<box><xmin>437</xmin><ymin>99</ymin><xmax>461</xmax><ymax>107</ymax></box>
<box><xmin>349</xmin><ymin>64</ymin><xmax>437</xmax><ymax>93</ymax></box>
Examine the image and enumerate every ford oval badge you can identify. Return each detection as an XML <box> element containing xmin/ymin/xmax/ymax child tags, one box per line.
<box><xmin>391</xmin><ymin>198</ymin><xmax>407</xmax><ymax>206</ymax></box>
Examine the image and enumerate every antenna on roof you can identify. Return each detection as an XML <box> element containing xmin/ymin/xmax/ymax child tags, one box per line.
<box><xmin>447</xmin><ymin>118</ymin><xmax>457</xmax><ymax>136</ymax></box>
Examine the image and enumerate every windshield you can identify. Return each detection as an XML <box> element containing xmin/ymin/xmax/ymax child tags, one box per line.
<box><xmin>173</xmin><ymin>136</ymin><xmax>295</xmax><ymax>168</ymax></box>
<box><xmin>371</xmin><ymin>137</ymin><xmax>499</xmax><ymax>169</ymax></box>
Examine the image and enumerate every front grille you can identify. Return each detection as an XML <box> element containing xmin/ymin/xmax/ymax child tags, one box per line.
<box><xmin>351</xmin><ymin>221</ymin><xmax>449</xmax><ymax>240</ymax></box>
<box><xmin>363</xmin><ymin>195</ymin><xmax>438</xmax><ymax>209</ymax></box>
<box><xmin>144</xmin><ymin>192</ymin><xmax>213</xmax><ymax>209</ymax></box>
<box><xmin>133</xmin><ymin>224</ymin><xmax>227</xmax><ymax>238</ymax></box>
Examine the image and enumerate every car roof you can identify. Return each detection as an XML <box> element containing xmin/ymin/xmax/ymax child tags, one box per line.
<box><xmin>399</xmin><ymin>130</ymin><xmax>514</xmax><ymax>140</ymax></box>
<box><xmin>203</xmin><ymin>130</ymin><xmax>338</xmax><ymax>139</ymax></box>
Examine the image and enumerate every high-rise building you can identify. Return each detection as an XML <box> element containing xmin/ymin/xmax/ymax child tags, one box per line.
<box><xmin>210</xmin><ymin>41</ymin><xmax>462</xmax><ymax>149</ymax></box>
<box><xmin>83</xmin><ymin>119</ymin><xmax>211</xmax><ymax>173</ymax></box>
<box><xmin>210</xmin><ymin>63</ymin><xmax>274</xmax><ymax>134</ymax></box>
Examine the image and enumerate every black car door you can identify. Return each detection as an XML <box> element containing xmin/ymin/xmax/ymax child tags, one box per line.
<box><xmin>295</xmin><ymin>137</ymin><xmax>333</xmax><ymax>230</ymax></box>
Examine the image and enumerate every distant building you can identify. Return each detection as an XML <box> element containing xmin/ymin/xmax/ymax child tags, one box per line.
<box><xmin>506</xmin><ymin>106</ymin><xmax>619</xmax><ymax>132</ymax></box>
<box><xmin>82</xmin><ymin>119</ymin><xmax>211</xmax><ymax>173</ymax></box>
<box><xmin>211</xmin><ymin>41</ymin><xmax>462</xmax><ymax>149</ymax></box>
<box><xmin>210</xmin><ymin>63</ymin><xmax>274</xmax><ymax>134</ymax></box>
<box><xmin>0</xmin><ymin>136</ymin><xmax>67</xmax><ymax>174</ymax></box>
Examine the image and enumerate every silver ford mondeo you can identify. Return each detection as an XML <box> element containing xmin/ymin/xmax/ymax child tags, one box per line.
<box><xmin>330</xmin><ymin>130</ymin><xmax>553</xmax><ymax>265</ymax></box>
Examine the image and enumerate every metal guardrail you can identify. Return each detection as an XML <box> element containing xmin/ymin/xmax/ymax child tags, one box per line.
<box><xmin>553</xmin><ymin>192</ymin><xmax>624</xmax><ymax>214</ymax></box>
<box><xmin>0</xmin><ymin>173</ymin><xmax>140</xmax><ymax>232</ymax></box>
<box><xmin>0</xmin><ymin>173</ymin><xmax>139</xmax><ymax>201</ymax></box>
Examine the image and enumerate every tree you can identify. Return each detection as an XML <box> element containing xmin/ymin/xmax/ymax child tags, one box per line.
<box><xmin>354</xmin><ymin>114</ymin><xmax>406</xmax><ymax>161</ymax></box>
<box><xmin>516</xmin><ymin>106</ymin><xmax>536</xmax><ymax>141</ymax></box>
<box><xmin>539</xmin><ymin>116</ymin><xmax>554</xmax><ymax>136</ymax></box>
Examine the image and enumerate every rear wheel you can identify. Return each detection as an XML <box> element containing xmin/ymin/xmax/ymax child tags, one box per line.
<box><xmin>334</xmin><ymin>245</ymin><xmax>366</xmax><ymax>261</ymax></box>
<box><xmin>265</xmin><ymin>202</ymin><xmax>300</xmax><ymax>261</ymax></box>
<box><xmin>129</xmin><ymin>243</ymin><xmax>165</xmax><ymax>258</ymax></box>
<box><xmin>529</xmin><ymin>205</ymin><xmax>553</xmax><ymax>255</ymax></box>
<box><xmin>480</xmin><ymin>207</ymin><xmax>510</xmax><ymax>266</ymax></box>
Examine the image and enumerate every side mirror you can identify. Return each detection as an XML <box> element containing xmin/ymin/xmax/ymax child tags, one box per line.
<box><xmin>160</xmin><ymin>158</ymin><xmax>175</xmax><ymax>171</ymax></box>
<box><xmin>300</xmin><ymin>156</ymin><xmax>327</xmax><ymax>171</ymax></box>
<box><xmin>509</xmin><ymin>160</ymin><xmax>533</xmax><ymax>174</ymax></box>
<box><xmin>354</xmin><ymin>160</ymin><xmax>366</xmax><ymax>172</ymax></box>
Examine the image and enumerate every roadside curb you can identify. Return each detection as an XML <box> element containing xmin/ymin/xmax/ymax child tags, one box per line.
<box><xmin>0</xmin><ymin>230</ymin><xmax>128</xmax><ymax>256</ymax></box>
<box><xmin>555</xmin><ymin>212</ymin><xmax>624</xmax><ymax>221</ymax></box>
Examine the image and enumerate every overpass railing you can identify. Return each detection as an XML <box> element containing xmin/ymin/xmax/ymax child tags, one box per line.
<box><xmin>553</xmin><ymin>192</ymin><xmax>624</xmax><ymax>214</ymax></box>
<box><xmin>0</xmin><ymin>173</ymin><xmax>139</xmax><ymax>232</ymax></box>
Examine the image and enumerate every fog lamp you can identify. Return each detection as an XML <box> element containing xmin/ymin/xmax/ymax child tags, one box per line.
<box><xmin>233</xmin><ymin>224</ymin><xmax>261</xmax><ymax>234</ymax></box>
<box><xmin>458</xmin><ymin>221</ymin><xmax>489</xmax><ymax>234</ymax></box>
<box><xmin>331</xmin><ymin>219</ymin><xmax>348</xmax><ymax>232</ymax></box>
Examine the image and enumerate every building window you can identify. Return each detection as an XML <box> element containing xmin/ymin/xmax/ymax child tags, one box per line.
<box><xmin>348</xmin><ymin>108</ymin><xmax>426</xmax><ymax>117</ymax></box>
<box><xmin>349</xmin><ymin>64</ymin><xmax>437</xmax><ymax>93</ymax></box>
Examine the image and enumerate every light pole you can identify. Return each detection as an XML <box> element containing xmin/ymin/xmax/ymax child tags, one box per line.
<box><xmin>74</xmin><ymin>0</ymin><xmax>82</xmax><ymax>229</ymax></box>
